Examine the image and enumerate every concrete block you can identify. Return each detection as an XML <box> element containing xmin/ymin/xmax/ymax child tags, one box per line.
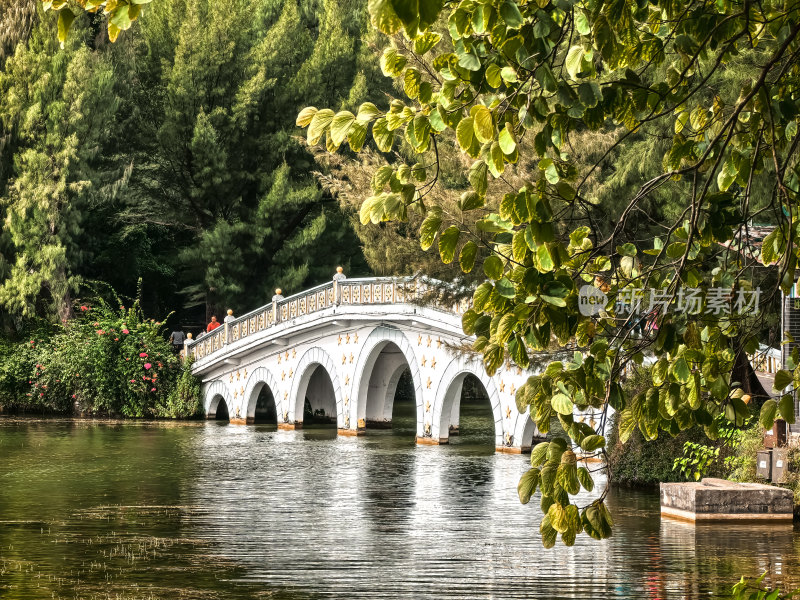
<box><xmin>661</xmin><ymin>478</ymin><xmax>793</xmax><ymax>522</ymax></box>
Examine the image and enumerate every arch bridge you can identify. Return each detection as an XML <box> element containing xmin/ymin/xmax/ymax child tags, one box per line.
<box><xmin>188</xmin><ymin>277</ymin><xmax>548</xmax><ymax>453</ymax></box>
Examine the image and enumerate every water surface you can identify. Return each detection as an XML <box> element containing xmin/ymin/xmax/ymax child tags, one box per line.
<box><xmin>1</xmin><ymin>408</ymin><xmax>798</xmax><ymax>599</ymax></box>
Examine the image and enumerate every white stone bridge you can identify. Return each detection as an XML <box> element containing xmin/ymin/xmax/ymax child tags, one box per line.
<box><xmin>187</xmin><ymin>277</ymin><xmax>544</xmax><ymax>453</ymax></box>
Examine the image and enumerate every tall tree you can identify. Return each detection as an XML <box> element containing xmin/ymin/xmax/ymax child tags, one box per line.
<box><xmin>0</xmin><ymin>12</ymin><xmax>120</xmax><ymax>322</ymax></box>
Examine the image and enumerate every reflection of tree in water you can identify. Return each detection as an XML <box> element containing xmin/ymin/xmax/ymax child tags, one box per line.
<box><xmin>457</xmin><ymin>374</ymin><xmax>494</xmax><ymax>441</ymax></box>
<box><xmin>391</xmin><ymin>369</ymin><xmax>416</xmax><ymax>432</ymax></box>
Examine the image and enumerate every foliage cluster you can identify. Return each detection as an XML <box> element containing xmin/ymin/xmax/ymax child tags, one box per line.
<box><xmin>1</xmin><ymin>0</ymin><xmax>380</xmax><ymax>333</ymax></box>
<box><xmin>298</xmin><ymin>0</ymin><xmax>800</xmax><ymax>547</ymax></box>
<box><xmin>0</xmin><ymin>297</ymin><xmax>200</xmax><ymax>418</ymax></box>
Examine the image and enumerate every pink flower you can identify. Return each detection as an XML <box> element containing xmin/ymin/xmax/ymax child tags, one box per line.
<box><xmin>144</xmin><ymin>363</ymin><xmax>152</xmax><ymax>370</ymax></box>
<box><xmin>125</xmin><ymin>358</ymin><xmax>129</xmax><ymax>361</ymax></box>
<box><xmin>139</xmin><ymin>352</ymin><xmax>148</xmax><ymax>358</ymax></box>
<box><xmin>97</xmin><ymin>330</ymin><xmax>105</xmax><ymax>335</ymax></box>
<box><xmin>122</xmin><ymin>329</ymin><xmax>129</xmax><ymax>334</ymax></box>
<box><xmin>80</xmin><ymin>305</ymin><xmax>88</xmax><ymax>311</ymax></box>
<box><xmin>130</xmin><ymin>379</ymin><xmax>135</xmax><ymax>383</ymax></box>
<box><xmin>114</xmin><ymin>338</ymin><xmax>119</xmax><ymax>341</ymax></box>
<box><xmin>72</xmin><ymin>394</ymin><xmax>76</xmax><ymax>399</ymax></box>
<box><xmin>151</xmin><ymin>387</ymin><xmax>156</xmax><ymax>392</ymax></box>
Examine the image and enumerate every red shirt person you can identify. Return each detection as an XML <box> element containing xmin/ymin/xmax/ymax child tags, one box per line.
<box><xmin>206</xmin><ymin>316</ymin><xmax>221</xmax><ymax>332</ymax></box>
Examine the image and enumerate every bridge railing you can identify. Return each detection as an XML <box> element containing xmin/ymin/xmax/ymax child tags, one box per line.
<box><xmin>186</xmin><ymin>277</ymin><xmax>472</xmax><ymax>362</ymax></box>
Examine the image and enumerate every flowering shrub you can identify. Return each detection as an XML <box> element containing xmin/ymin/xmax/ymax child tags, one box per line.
<box><xmin>1</xmin><ymin>299</ymin><xmax>201</xmax><ymax>418</ymax></box>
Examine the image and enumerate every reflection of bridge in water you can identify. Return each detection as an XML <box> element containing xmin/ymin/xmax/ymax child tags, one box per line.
<box><xmin>188</xmin><ymin>277</ymin><xmax>552</xmax><ymax>453</ymax></box>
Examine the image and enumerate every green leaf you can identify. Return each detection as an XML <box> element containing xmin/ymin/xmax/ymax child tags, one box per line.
<box><xmin>499</xmin><ymin>123</ymin><xmax>516</xmax><ymax>154</ymax></box>
<box><xmin>307</xmin><ymin>109</ymin><xmax>335</xmax><ymax>145</ymax></box>
<box><xmin>531</xmin><ymin>442</ymin><xmax>549</xmax><ymax>466</ymax></box>
<box><xmin>419</xmin><ymin>209</ymin><xmax>443</xmax><ymax>251</ymax></box>
<box><xmin>296</xmin><ymin>106</ymin><xmax>318</xmax><ymax>128</ymax></box>
<box><xmin>779</xmin><ymin>394</ymin><xmax>795</xmax><ymax>424</ymax></box>
<box><xmin>574</xmin><ymin>10</ymin><xmax>590</xmax><ymax>35</ymax></box>
<box><xmin>486</xmin><ymin>64</ymin><xmax>502</xmax><ymax>88</ymax></box>
<box><xmin>760</xmin><ymin>399</ymin><xmax>778</xmax><ymax>430</ymax></box>
<box><xmin>413</xmin><ymin>32</ymin><xmax>441</xmax><ymax>55</ymax></box>
<box><xmin>330</xmin><ymin>111</ymin><xmax>356</xmax><ymax>146</ymax></box>
<box><xmin>773</xmin><ymin>369</ymin><xmax>792</xmax><ymax>390</ymax></box>
<box><xmin>518</xmin><ymin>468</ymin><xmax>540</xmax><ymax>504</ymax></box>
<box><xmin>578</xmin><ymin>81</ymin><xmax>603</xmax><ymax>108</ymax></box>
<box><xmin>372</xmin><ymin>117</ymin><xmax>394</xmax><ymax>152</ymax></box>
<box><xmin>438</xmin><ymin>226</ymin><xmax>460</xmax><ymax>264</ymax></box>
<box><xmin>456</xmin><ymin>117</ymin><xmax>476</xmax><ymax>151</ymax></box>
<box><xmin>473</xmin><ymin>106</ymin><xmax>494</xmax><ymax>143</ymax></box>
<box><xmin>540</xmin><ymin>158</ymin><xmax>559</xmax><ymax>184</ymax></box>
<box><xmin>459</xmin><ymin>191</ymin><xmax>484</xmax><ymax>211</ymax></box>
<box><xmin>580</xmin><ymin>435</ymin><xmax>605</xmax><ymax>452</ymax></box>
<box><xmin>369</xmin><ymin>0</ymin><xmax>403</xmax><ymax>34</ymax></box>
<box><xmin>501</xmin><ymin>66</ymin><xmax>518</xmax><ymax>82</ymax></box>
<box><xmin>483</xmin><ymin>255</ymin><xmax>504</xmax><ymax>279</ymax></box>
<box><xmin>551</xmin><ymin>393</ymin><xmax>573</xmax><ymax>415</ymax></box>
<box><xmin>459</xmin><ymin>241</ymin><xmax>478</xmax><ymax>273</ymax></box>
<box><xmin>577</xmin><ymin>467</ymin><xmax>594</xmax><ymax>491</ymax></box>
<box><xmin>499</xmin><ymin>0</ymin><xmax>524</xmax><ymax>28</ymax></box>
<box><xmin>57</xmin><ymin>8</ymin><xmax>75</xmax><ymax>45</ymax></box>
<box><xmin>495</xmin><ymin>277</ymin><xmax>515</xmax><ymax>298</ymax></box>
<box><xmin>469</xmin><ymin>160</ymin><xmax>488</xmax><ymax>196</ymax></box>
<box><xmin>404</xmin><ymin>68</ymin><xmax>422</xmax><ymax>99</ymax></box>
<box><xmin>672</xmin><ymin>357</ymin><xmax>691</xmax><ymax>383</ymax></box>
<box><xmin>565</xmin><ymin>46</ymin><xmax>584</xmax><ymax>79</ymax></box>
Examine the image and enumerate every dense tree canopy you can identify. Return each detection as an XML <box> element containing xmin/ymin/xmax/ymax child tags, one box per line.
<box><xmin>2</xmin><ymin>1</ymin><xmax>380</xmax><ymax>329</ymax></box>
<box><xmin>298</xmin><ymin>0</ymin><xmax>800</xmax><ymax>546</ymax></box>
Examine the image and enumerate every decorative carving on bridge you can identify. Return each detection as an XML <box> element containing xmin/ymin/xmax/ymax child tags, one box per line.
<box><xmin>505</xmin><ymin>406</ymin><xmax>512</xmax><ymax>419</ymax></box>
<box><xmin>510</xmin><ymin>384</ymin><xmax>516</xmax><ymax>396</ymax></box>
<box><xmin>421</xmin><ymin>355</ymin><xmax>427</xmax><ymax>367</ymax></box>
<box><xmin>431</xmin><ymin>357</ymin><xmax>437</xmax><ymax>369</ymax></box>
<box><xmin>349</xmin><ymin>353</ymin><xmax>354</xmax><ymax>364</ymax></box>
<box><xmin>346</xmin><ymin>333</ymin><xmax>350</xmax><ymax>344</ymax></box>
<box><xmin>424</xmin><ymin>422</ymin><xmax>431</xmax><ymax>435</ymax></box>
<box><xmin>425</xmin><ymin>401</ymin><xmax>430</xmax><ymax>412</ymax></box>
<box><xmin>426</xmin><ymin>335</ymin><xmax>431</xmax><ymax>347</ymax></box>
<box><xmin>426</xmin><ymin>377</ymin><xmax>431</xmax><ymax>389</ymax></box>
<box><xmin>292</xmin><ymin>349</ymin><xmax>296</xmax><ymax>358</ymax></box>
<box><xmin>353</xmin><ymin>332</ymin><xmax>359</xmax><ymax>344</ymax></box>
<box><xmin>281</xmin><ymin>371</ymin><xmax>285</xmax><ymax>381</ymax></box>
<box><xmin>417</xmin><ymin>334</ymin><xmax>422</xmax><ymax>346</ymax></box>
<box><xmin>499</xmin><ymin>380</ymin><xmax>505</xmax><ymax>393</ymax></box>
<box><xmin>338</xmin><ymin>335</ymin><xmax>342</xmax><ymax>345</ymax></box>
<box><xmin>342</xmin><ymin>354</ymin><xmax>347</xmax><ymax>365</ymax></box>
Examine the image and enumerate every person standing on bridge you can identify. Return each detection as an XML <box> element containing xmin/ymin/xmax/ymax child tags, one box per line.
<box><xmin>333</xmin><ymin>266</ymin><xmax>346</xmax><ymax>304</ymax></box>
<box><xmin>169</xmin><ymin>328</ymin><xmax>185</xmax><ymax>354</ymax></box>
<box><xmin>206</xmin><ymin>316</ymin><xmax>221</xmax><ymax>333</ymax></box>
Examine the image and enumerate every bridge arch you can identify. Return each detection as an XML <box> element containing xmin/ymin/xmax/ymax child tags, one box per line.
<box><xmin>431</xmin><ymin>356</ymin><xmax>504</xmax><ymax>446</ymax></box>
<box><xmin>288</xmin><ymin>347</ymin><xmax>344</xmax><ymax>428</ymax></box>
<box><xmin>350</xmin><ymin>325</ymin><xmax>423</xmax><ymax>431</ymax></box>
<box><xmin>204</xmin><ymin>380</ymin><xmax>231</xmax><ymax>422</ymax></box>
<box><xmin>243</xmin><ymin>367</ymin><xmax>281</xmax><ymax>424</ymax></box>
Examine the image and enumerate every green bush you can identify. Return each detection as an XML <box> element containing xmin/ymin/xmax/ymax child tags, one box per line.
<box><xmin>157</xmin><ymin>357</ymin><xmax>203</xmax><ymax>418</ymax></box>
<box><xmin>0</xmin><ymin>298</ymin><xmax>202</xmax><ymax>419</ymax></box>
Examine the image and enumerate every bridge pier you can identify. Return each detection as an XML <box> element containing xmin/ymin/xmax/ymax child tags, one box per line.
<box><xmin>416</xmin><ymin>436</ymin><xmax>448</xmax><ymax>445</ymax></box>
<box><xmin>278</xmin><ymin>422</ymin><xmax>302</xmax><ymax>430</ymax></box>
